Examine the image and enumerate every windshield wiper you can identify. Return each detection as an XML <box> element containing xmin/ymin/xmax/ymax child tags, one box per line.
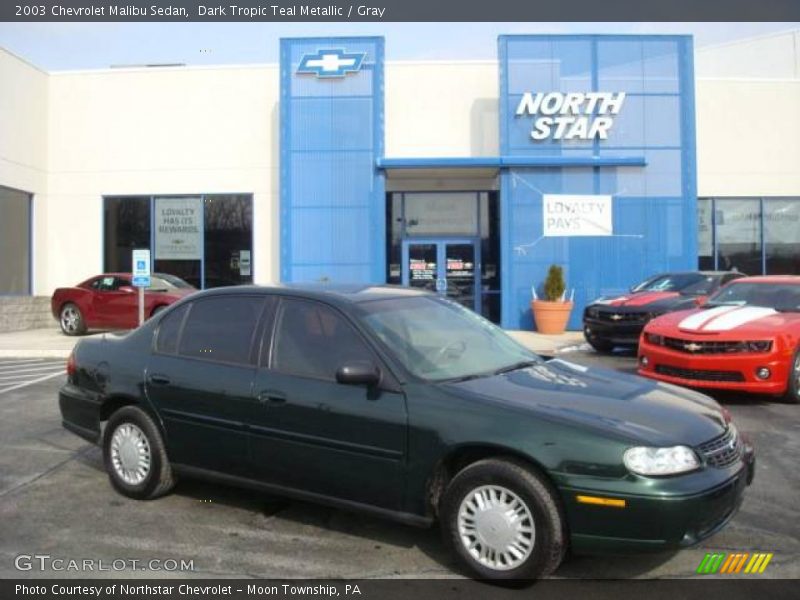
<box><xmin>493</xmin><ymin>360</ymin><xmax>540</xmax><ymax>376</ymax></box>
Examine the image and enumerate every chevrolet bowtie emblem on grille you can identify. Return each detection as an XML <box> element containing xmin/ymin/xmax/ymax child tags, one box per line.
<box><xmin>684</xmin><ymin>342</ymin><xmax>703</xmax><ymax>352</ymax></box>
<box><xmin>297</xmin><ymin>49</ymin><xmax>366</xmax><ymax>78</ymax></box>
<box><xmin>610</xmin><ymin>314</ymin><xmax>623</xmax><ymax>321</ymax></box>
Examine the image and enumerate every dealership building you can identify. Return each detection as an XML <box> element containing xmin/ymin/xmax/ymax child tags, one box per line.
<box><xmin>1</xmin><ymin>30</ymin><xmax>799</xmax><ymax>330</ymax></box>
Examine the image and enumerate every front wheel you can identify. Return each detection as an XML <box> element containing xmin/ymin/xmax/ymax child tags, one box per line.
<box><xmin>59</xmin><ymin>303</ymin><xmax>86</xmax><ymax>336</ymax></box>
<box><xmin>103</xmin><ymin>406</ymin><xmax>176</xmax><ymax>499</ymax></box>
<box><xmin>440</xmin><ymin>458</ymin><xmax>566</xmax><ymax>580</ymax></box>
<box><xmin>783</xmin><ymin>349</ymin><xmax>800</xmax><ymax>404</ymax></box>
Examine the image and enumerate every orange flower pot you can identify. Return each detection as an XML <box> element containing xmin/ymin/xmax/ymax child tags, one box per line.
<box><xmin>531</xmin><ymin>300</ymin><xmax>574</xmax><ymax>335</ymax></box>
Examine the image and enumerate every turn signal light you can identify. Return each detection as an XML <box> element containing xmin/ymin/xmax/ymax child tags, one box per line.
<box><xmin>576</xmin><ymin>495</ymin><xmax>626</xmax><ymax>508</ymax></box>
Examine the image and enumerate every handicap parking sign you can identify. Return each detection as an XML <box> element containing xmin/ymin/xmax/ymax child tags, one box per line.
<box><xmin>132</xmin><ymin>249</ymin><xmax>151</xmax><ymax>288</ymax></box>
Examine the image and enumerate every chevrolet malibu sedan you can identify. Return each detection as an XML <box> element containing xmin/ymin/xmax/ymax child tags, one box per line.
<box><xmin>59</xmin><ymin>285</ymin><xmax>754</xmax><ymax>580</ymax></box>
<box><xmin>639</xmin><ymin>276</ymin><xmax>800</xmax><ymax>403</ymax></box>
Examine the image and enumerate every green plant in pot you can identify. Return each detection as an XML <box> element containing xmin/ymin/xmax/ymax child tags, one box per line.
<box><xmin>531</xmin><ymin>265</ymin><xmax>574</xmax><ymax>334</ymax></box>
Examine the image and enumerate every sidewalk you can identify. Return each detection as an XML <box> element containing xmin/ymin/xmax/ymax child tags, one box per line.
<box><xmin>0</xmin><ymin>327</ymin><xmax>585</xmax><ymax>359</ymax></box>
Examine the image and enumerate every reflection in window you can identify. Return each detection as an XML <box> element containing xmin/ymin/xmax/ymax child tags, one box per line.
<box><xmin>715</xmin><ymin>199</ymin><xmax>762</xmax><ymax>276</ymax></box>
<box><xmin>697</xmin><ymin>198</ymin><xmax>714</xmax><ymax>271</ymax></box>
<box><xmin>272</xmin><ymin>299</ymin><xmax>373</xmax><ymax>381</ymax></box>
<box><xmin>104</xmin><ymin>197</ymin><xmax>150</xmax><ymax>273</ymax></box>
<box><xmin>204</xmin><ymin>194</ymin><xmax>253</xmax><ymax>288</ymax></box>
<box><xmin>178</xmin><ymin>296</ymin><xmax>263</xmax><ymax>364</ymax></box>
<box><xmin>0</xmin><ymin>186</ymin><xmax>32</xmax><ymax>295</ymax></box>
<box><xmin>765</xmin><ymin>199</ymin><xmax>800</xmax><ymax>275</ymax></box>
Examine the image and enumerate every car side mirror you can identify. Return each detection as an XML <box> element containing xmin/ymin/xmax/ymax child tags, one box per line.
<box><xmin>119</xmin><ymin>285</ymin><xmax>136</xmax><ymax>294</ymax></box>
<box><xmin>694</xmin><ymin>295</ymin><xmax>708</xmax><ymax>307</ymax></box>
<box><xmin>336</xmin><ymin>361</ymin><xmax>381</xmax><ymax>387</ymax></box>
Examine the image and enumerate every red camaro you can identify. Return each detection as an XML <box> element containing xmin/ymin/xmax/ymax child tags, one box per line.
<box><xmin>638</xmin><ymin>276</ymin><xmax>800</xmax><ymax>403</ymax></box>
<box><xmin>51</xmin><ymin>273</ymin><xmax>196</xmax><ymax>336</ymax></box>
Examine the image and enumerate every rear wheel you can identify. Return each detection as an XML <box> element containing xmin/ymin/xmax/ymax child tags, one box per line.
<box><xmin>103</xmin><ymin>406</ymin><xmax>176</xmax><ymax>499</ymax></box>
<box><xmin>440</xmin><ymin>458</ymin><xmax>566</xmax><ymax>580</ymax></box>
<box><xmin>59</xmin><ymin>303</ymin><xmax>86</xmax><ymax>336</ymax></box>
<box><xmin>783</xmin><ymin>349</ymin><xmax>800</xmax><ymax>404</ymax></box>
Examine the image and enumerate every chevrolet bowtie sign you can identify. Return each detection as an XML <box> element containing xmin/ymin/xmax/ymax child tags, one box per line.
<box><xmin>297</xmin><ymin>49</ymin><xmax>366</xmax><ymax>78</ymax></box>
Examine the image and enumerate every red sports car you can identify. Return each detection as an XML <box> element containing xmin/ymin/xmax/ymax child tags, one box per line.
<box><xmin>51</xmin><ymin>273</ymin><xmax>196</xmax><ymax>336</ymax></box>
<box><xmin>638</xmin><ymin>276</ymin><xmax>800</xmax><ymax>403</ymax></box>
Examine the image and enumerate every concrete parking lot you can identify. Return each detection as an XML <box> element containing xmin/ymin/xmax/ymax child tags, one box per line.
<box><xmin>0</xmin><ymin>350</ymin><xmax>797</xmax><ymax>579</ymax></box>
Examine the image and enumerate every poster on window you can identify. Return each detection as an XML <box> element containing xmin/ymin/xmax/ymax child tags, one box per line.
<box><xmin>154</xmin><ymin>197</ymin><xmax>203</xmax><ymax>260</ymax></box>
<box><xmin>543</xmin><ymin>194</ymin><xmax>612</xmax><ymax>237</ymax></box>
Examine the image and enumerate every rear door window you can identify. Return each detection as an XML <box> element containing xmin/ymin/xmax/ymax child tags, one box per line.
<box><xmin>178</xmin><ymin>296</ymin><xmax>264</xmax><ymax>364</ymax></box>
<box><xmin>155</xmin><ymin>303</ymin><xmax>189</xmax><ymax>355</ymax></box>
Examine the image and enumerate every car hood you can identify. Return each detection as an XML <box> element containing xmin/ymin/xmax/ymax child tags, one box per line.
<box><xmin>589</xmin><ymin>291</ymin><xmax>697</xmax><ymax>311</ymax></box>
<box><xmin>442</xmin><ymin>359</ymin><xmax>725</xmax><ymax>446</ymax></box>
<box><xmin>651</xmin><ymin>305</ymin><xmax>800</xmax><ymax>337</ymax></box>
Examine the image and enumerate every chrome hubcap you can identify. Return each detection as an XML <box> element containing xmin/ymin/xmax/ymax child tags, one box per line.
<box><xmin>457</xmin><ymin>485</ymin><xmax>535</xmax><ymax>571</ymax></box>
<box><xmin>110</xmin><ymin>423</ymin><xmax>151</xmax><ymax>485</ymax></box>
<box><xmin>61</xmin><ymin>307</ymin><xmax>79</xmax><ymax>332</ymax></box>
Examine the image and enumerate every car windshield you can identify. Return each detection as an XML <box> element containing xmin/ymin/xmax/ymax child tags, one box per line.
<box><xmin>357</xmin><ymin>296</ymin><xmax>541</xmax><ymax>382</ymax></box>
<box><xmin>706</xmin><ymin>282</ymin><xmax>800</xmax><ymax>312</ymax></box>
<box><xmin>147</xmin><ymin>274</ymin><xmax>194</xmax><ymax>291</ymax></box>
<box><xmin>632</xmin><ymin>273</ymin><xmax>716</xmax><ymax>295</ymax></box>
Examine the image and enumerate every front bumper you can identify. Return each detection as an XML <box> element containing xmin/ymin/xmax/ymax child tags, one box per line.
<box><xmin>637</xmin><ymin>339</ymin><xmax>789</xmax><ymax>395</ymax></box>
<box><xmin>562</xmin><ymin>448</ymin><xmax>755</xmax><ymax>554</ymax></box>
<box><xmin>59</xmin><ymin>383</ymin><xmax>102</xmax><ymax>444</ymax></box>
<box><xmin>583</xmin><ymin>318</ymin><xmax>646</xmax><ymax>347</ymax></box>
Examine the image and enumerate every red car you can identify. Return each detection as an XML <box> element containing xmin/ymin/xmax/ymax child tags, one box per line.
<box><xmin>51</xmin><ymin>273</ymin><xmax>196</xmax><ymax>336</ymax></box>
<box><xmin>638</xmin><ymin>276</ymin><xmax>800</xmax><ymax>403</ymax></box>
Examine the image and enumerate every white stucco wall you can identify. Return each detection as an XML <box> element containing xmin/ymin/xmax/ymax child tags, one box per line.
<box><xmin>44</xmin><ymin>64</ymin><xmax>280</xmax><ymax>292</ymax></box>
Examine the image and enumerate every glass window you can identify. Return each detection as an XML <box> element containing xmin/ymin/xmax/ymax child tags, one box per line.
<box><xmin>0</xmin><ymin>185</ymin><xmax>31</xmax><ymax>295</ymax></box>
<box><xmin>632</xmin><ymin>272</ymin><xmax>713</xmax><ymax>294</ymax></box>
<box><xmin>203</xmin><ymin>194</ymin><xmax>254</xmax><ymax>288</ymax></box>
<box><xmin>104</xmin><ymin>197</ymin><xmax>150</xmax><ymax>273</ymax></box>
<box><xmin>156</xmin><ymin>303</ymin><xmax>189</xmax><ymax>355</ymax></box>
<box><xmin>697</xmin><ymin>198</ymin><xmax>714</xmax><ymax>271</ymax></box>
<box><xmin>272</xmin><ymin>299</ymin><xmax>374</xmax><ymax>380</ymax></box>
<box><xmin>404</xmin><ymin>192</ymin><xmax>479</xmax><ymax>237</ymax></box>
<box><xmin>708</xmin><ymin>281</ymin><xmax>800</xmax><ymax>312</ymax></box>
<box><xmin>715</xmin><ymin>199</ymin><xmax>762</xmax><ymax>276</ymax></box>
<box><xmin>764</xmin><ymin>199</ymin><xmax>800</xmax><ymax>275</ymax></box>
<box><xmin>359</xmin><ymin>296</ymin><xmax>537</xmax><ymax>382</ymax></box>
<box><xmin>178</xmin><ymin>296</ymin><xmax>263</xmax><ymax>364</ymax></box>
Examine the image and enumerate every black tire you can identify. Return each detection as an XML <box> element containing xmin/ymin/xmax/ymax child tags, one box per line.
<box><xmin>783</xmin><ymin>349</ymin><xmax>800</xmax><ymax>404</ymax></box>
<box><xmin>102</xmin><ymin>406</ymin><xmax>176</xmax><ymax>500</ymax></box>
<box><xmin>59</xmin><ymin>302</ymin><xmax>87</xmax><ymax>336</ymax></box>
<box><xmin>584</xmin><ymin>331</ymin><xmax>613</xmax><ymax>354</ymax></box>
<box><xmin>440</xmin><ymin>458</ymin><xmax>566</xmax><ymax>581</ymax></box>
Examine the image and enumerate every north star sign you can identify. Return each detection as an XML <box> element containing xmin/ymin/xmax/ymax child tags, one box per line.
<box><xmin>515</xmin><ymin>92</ymin><xmax>626</xmax><ymax>141</ymax></box>
<box><xmin>297</xmin><ymin>49</ymin><xmax>366</xmax><ymax>78</ymax></box>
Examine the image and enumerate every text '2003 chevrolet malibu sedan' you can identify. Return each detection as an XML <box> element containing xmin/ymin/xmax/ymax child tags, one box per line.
<box><xmin>59</xmin><ymin>285</ymin><xmax>755</xmax><ymax>580</ymax></box>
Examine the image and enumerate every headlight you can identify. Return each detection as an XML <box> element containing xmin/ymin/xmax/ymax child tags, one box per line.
<box><xmin>746</xmin><ymin>340</ymin><xmax>772</xmax><ymax>353</ymax></box>
<box><xmin>644</xmin><ymin>332</ymin><xmax>664</xmax><ymax>345</ymax></box>
<box><xmin>623</xmin><ymin>445</ymin><xmax>700</xmax><ymax>476</ymax></box>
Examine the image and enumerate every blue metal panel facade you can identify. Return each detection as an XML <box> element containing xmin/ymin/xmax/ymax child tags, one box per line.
<box><xmin>280</xmin><ymin>37</ymin><xmax>385</xmax><ymax>283</ymax></box>
<box><xmin>498</xmin><ymin>35</ymin><xmax>697</xmax><ymax>330</ymax></box>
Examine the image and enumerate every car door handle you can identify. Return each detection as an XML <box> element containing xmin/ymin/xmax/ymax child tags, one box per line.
<box><xmin>257</xmin><ymin>390</ymin><xmax>287</xmax><ymax>405</ymax></box>
<box><xmin>148</xmin><ymin>374</ymin><xmax>171</xmax><ymax>386</ymax></box>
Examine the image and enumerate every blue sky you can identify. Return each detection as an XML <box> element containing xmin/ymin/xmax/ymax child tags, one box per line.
<box><xmin>0</xmin><ymin>22</ymin><xmax>797</xmax><ymax>70</ymax></box>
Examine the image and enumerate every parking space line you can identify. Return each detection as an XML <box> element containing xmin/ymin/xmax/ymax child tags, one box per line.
<box><xmin>0</xmin><ymin>371</ymin><xmax>65</xmax><ymax>383</ymax></box>
<box><xmin>0</xmin><ymin>363</ymin><xmax>66</xmax><ymax>375</ymax></box>
<box><xmin>0</xmin><ymin>371</ymin><xmax>65</xmax><ymax>395</ymax></box>
<box><xmin>0</xmin><ymin>359</ymin><xmax>52</xmax><ymax>367</ymax></box>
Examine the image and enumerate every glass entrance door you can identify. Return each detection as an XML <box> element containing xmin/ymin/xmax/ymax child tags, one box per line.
<box><xmin>402</xmin><ymin>239</ymin><xmax>480</xmax><ymax>313</ymax></box>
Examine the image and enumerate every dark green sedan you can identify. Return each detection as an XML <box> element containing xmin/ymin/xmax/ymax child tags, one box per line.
<box><xmin>59</xmin><ymin>284</ymin><xmax>755</xmax><ymax>580</ymax></box>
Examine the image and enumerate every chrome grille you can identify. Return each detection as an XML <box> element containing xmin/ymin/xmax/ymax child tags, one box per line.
<box><xmin>664</xmin><ymin>337</ymin><xmax>755</xmax><ymax>354</ymax></box>
<box><xmin>655</xmin><ymin>364</ymin><xmax>745</xmax><ymax>382</ymax></box>
<box><xmin>696</xmin><ymin>427</ymin><xmax>742</xmax><ymax>468</ymax></box>
<box><xmin>595</xmin><ymin>310</ymin><xmax>649</xmax><ymax>323</ymax></box>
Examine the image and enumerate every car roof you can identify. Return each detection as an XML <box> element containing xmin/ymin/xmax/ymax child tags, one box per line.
<box><xmin>724</xmin><ymin>275</ymin><xmax>800</xmax><ymax>284</ymax></box>
<box><xmin>186</xmin><ymin>283</ymin><xmax>432</xmax><ymax>305</ymax></box>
